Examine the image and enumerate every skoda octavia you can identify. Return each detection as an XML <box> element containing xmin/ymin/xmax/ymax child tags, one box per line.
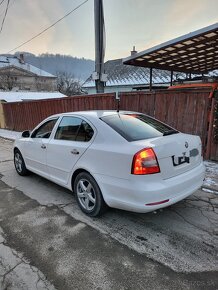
<box><xmin>14</xmin><ymin>111</ymin><xmax>205</xmax><ymax>216</ymax></box>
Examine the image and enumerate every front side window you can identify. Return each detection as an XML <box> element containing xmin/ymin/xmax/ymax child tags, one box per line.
<box><xmin>55</xmin><ymin>116</ymin><xmax>94</xmax><ymax>142</ymax></box>
<box><xmin>31</xmin><ymin>118</ymin><xmax>58</xmax><ymax>139</ymax></box>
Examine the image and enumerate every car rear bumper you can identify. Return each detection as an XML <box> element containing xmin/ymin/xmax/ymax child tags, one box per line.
<box><xmin>93</xmin><ymin>162</ymin><xmax>205</xmax><ymax>213</ymax></box>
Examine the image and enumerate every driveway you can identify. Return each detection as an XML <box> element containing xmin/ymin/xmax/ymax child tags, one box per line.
<box><xmin>0</xmin><ymin>137</ymin><xmax>217</xmax><ymax>290</ymax></box>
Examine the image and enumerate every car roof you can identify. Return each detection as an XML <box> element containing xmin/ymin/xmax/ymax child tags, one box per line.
<box><xmin>50</xmin><ymin>110</ymin><xmax>141</xmax><ymax>119</ymax></box>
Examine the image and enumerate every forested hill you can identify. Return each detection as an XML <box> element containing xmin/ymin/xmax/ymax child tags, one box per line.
<box><xmin>15</xmin><ymin>52</ymin><xmax>95</xmax><ymax>81</ymax></box>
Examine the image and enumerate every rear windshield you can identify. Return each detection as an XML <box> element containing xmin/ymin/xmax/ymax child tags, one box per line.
<box><xmin>100</xmin><ymin>113</ymin><xmax>178</xmax><ymax>141</ymax></box>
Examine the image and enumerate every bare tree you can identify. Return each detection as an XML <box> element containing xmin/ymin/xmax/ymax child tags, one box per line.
<box><xmin>0</xmin><ymin>73</ymin><xmax>17</xmax><ymax>91</ymax></box>
<box><xmin>56</xmin><ymin>71</ymin><xmax>83</xmax><ymax>96</ymax></box>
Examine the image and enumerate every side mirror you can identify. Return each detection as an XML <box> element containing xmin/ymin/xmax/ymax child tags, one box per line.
<box><xmin>21</xmin><ymin>130</ymin><xmax>30</xmax><ymax>138</ymax></box>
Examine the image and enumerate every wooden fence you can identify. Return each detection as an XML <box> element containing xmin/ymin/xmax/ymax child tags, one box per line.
<box><xmin>2</xmin><ymin>89</ymin><xmax>217</xmax><ymax>160</ymax></box>
<box><xmin>2</xmin><ymin>93</ymin><xmax>117</xmax><ymax>132</ymax></box>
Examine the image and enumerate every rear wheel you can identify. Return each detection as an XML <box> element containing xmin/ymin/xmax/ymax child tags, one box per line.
<box><xmin>14</xmin><ymin>149</ymin><xmax>29</xmax><ymax>176</ymax></box>
<box><xmin>74</xmin><ymin>172</ymin><xmax>107</xmax><ymax>217</ymax></box>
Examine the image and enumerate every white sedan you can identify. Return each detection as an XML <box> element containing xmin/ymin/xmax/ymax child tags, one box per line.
<box><xmin>14</xmin><ymin>111</ymin><xmax>205</xmax><ymax>216</ymax></box>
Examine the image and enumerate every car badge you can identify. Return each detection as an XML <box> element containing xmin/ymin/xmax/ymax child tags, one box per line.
<box><xmin>185</xmin><ymin>142</ymin><xmax>189</xmax><ymax>148</ymax></box>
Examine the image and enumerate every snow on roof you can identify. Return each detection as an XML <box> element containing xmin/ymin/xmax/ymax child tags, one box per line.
<box><xmin>0</xmin><ymin>56</ymin><xmax>56</xmax><ymax>78</ymax></box>
<box><xmin>82</xmin><ymin>59</ymin><xmax>185</xmax><ymax>88</ymax></box>
<box><xmin>0</xmin><ymin>91</ymin><xmax>66</xmax><ymax>103</ymax></box>
<box><xmin>82</xmin><ymin>58</ymin><xmax>218</xmax><ymax>88</ymax></box>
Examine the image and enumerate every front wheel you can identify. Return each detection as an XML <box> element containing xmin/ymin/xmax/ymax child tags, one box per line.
<box><xmin>14</xmin><ymin>150</ymin><xmax>29</xmax><ymax>176</ymax></box>
<box><xmin>74</xmin><ymin>172</ymin><xmax>107</xmax><ymax>217</ymax></box>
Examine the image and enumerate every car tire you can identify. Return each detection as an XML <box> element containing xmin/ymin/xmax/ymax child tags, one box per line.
<box><xmin>74</xmin><ymin>172</ymin><xmax>108</xmax><ymax>217</ymax></box>
<box><xmin>14</xmin><ymin>149</ymin><xmax>30</xmax><ymax>176</ymax></box>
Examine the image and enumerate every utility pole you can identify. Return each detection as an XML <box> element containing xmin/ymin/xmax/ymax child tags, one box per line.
<box><xmin>94</xmin><ymin>0</ymin><xmax>106</xmax><ymax>93</ymax></box>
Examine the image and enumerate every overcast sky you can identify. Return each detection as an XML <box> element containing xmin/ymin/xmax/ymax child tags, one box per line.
<box><xmin>0</xmin><ymin>0</ymin><xmax>218</xmax><ymax>60</ymax></box>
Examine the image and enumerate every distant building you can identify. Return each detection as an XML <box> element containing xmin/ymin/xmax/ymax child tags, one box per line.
<box><xmin>82</xmin><ymin>58</ymin><xmax>180</xmax><ymax>94</ymax></box>
<box><xmin>0</xmin><ymin>54</ymin><xmax>57</xmax><ymax>92</ymax></box>
<box><xmin>83</xmin><ymin>57</ymin><xmax>218</xmax><ymax>94</ymax></box>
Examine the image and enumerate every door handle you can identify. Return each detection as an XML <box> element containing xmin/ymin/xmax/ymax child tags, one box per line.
<box><xmin>71</xmin><ymin>149</ymin><xmax>79</xmax><ymax>155</ymax></box>
<box><xmin>41</xmin><ymin>144</ymin><xmax>46</xmax><ymax>149</ymax></box>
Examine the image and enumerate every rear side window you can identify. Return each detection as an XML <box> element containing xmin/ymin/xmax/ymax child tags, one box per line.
<box><xmin>101</xmin><ymin>114</ymin><xmax>177</xmax><ymax>141</ymax></box>
<box><xmin>76</xmin><ymin>121</ymin><xmax>94</xmax><ymax>142</ymax></box>
<box><xmin>55</xmin><ymin>116</ymin><xmax>94</xmax><ymax>142</ymax></box>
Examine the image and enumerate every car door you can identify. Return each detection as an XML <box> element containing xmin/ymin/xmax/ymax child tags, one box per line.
<box><xmin>24</xmin><ymin>118</ymin><xmax>59</xmax><ymax>178</ymax></box>
<box><xmin>46</xmin><ymin>116</ymin><xmax>95</xmax><ymax>185</ymax></box>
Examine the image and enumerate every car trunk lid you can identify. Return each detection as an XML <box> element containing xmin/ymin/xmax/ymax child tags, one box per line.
<box><xmin>132</xmin><ymin>133</ymin><xmax>202</xmax><ymax>179</ymax></box>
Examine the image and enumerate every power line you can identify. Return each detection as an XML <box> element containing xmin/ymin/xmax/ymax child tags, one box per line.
<box><xmin>0</xmin><ymin>0</ymin><xmax>10</xmax><ymax>33</ymax></box>
<box><xmin>7</xmin><ymin>0</ymin><xmax>89</xmax><ymax>54</ymax></box>
<box><xmin>0</xmin><ymin>0</ymin><xmax>6</xmax><ymax>7</ymax></box>
<box><xmin>0</xmin><ymin>0</ymin><xmax>15</xmax><ymax>16</ymax></box>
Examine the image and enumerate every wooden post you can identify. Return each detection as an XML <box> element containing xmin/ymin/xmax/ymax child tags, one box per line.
<box><xmin>170</xmin><ymin>71</ymin><xmax>173</xmax><ymax>86</ymax></box>
<box><xmin>206</xmin><ymin>97</ymin><xmax>215</xmax><ymax>160</ymax></box>
<box><xmin>94</xmin><ymin>0</ymin><xmax>105</xmax><ymax>93</ymax></box>
<box><xmin>0</xmin><ymin>101</ymin><xmax>6</xmax><ymax>129</ymax></box>
<box><xmin>149</xmin><ymin>68</ymin><xmax>153</xmax><ymax>91</ymax></box>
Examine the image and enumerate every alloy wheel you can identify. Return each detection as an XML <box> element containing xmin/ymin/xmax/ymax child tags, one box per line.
<box><xmin>76</xmin><ymin>179</ymin><xmax>96</xmax><ymax>211</ymax></box>
<box><xmin>14</xmin><ymin>152</ymin><xmax>23</xmax><ymax>173</ymax></box>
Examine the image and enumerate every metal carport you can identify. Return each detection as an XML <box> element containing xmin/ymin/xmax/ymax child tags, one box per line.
<box><xmin>123</xmin><ymin>23</ymin><xmax>218</xmax><ymax>75</ymax></box>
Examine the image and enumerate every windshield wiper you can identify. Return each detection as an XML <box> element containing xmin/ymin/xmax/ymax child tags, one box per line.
<box><xmin>163</xmin><ymin>129</ymin><xmax>179</xmax><ymax>136</ymax></box>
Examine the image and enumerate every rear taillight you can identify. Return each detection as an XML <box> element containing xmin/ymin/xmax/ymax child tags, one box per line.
<box><xmin>131</xmin><ymin>148</ymin><xmax>160</xmax><ymax>175</ymax></box>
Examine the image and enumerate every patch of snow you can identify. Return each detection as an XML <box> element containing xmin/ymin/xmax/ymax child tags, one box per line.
<box><xmin>203</xmin><ymin>160</ymin><xmax>218</xmax><ymax>190</ymax></box>
<box><xmin>0</xmin><ymin>91</ymin><xmax>66</xmax><ymax>103</ymax></box>
<box><xmin>204</xmin><ymin>160</ymin><xmax>218</xmax><ymax>174</ymax></box>
<box><xmin>203</xmin><ymin>177</ymin><xmax>217</xmax><ymax>186</ymax></box>
<box><xmin>202</xmin><ymin>187</ymin><xmax>218</xmax><ymax>195</ymax></box>
<box><xmin>0</xmin><ymin>129</ymin><xmax>21</xmax><ymax>140</ymax></box>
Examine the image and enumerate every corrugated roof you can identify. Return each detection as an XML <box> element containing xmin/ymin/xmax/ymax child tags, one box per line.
<box><xmin>123</xmin><ymin>23</ymin><xmax>218</xmax><ymax>74</ymax></box>
<box><xmin>83</xmin><ymin>59</ymin><xmax>184</xmax><ymax>88</ymax></box>
<box><xmin>0</xmin><ymin>56</ymin><xmax>56</xmax><ymax>78</ymax></box>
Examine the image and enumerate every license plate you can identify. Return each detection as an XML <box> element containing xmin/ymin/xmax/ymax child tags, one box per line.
<box><xmin>172</xmin><ymin>148</ymin><xmax>199</xmax><ymax>166</ymax></box>
<box><xmin>172</xmin><ymin>153</ymin><xmax>190</xmax><ymax>166</ymax></box>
